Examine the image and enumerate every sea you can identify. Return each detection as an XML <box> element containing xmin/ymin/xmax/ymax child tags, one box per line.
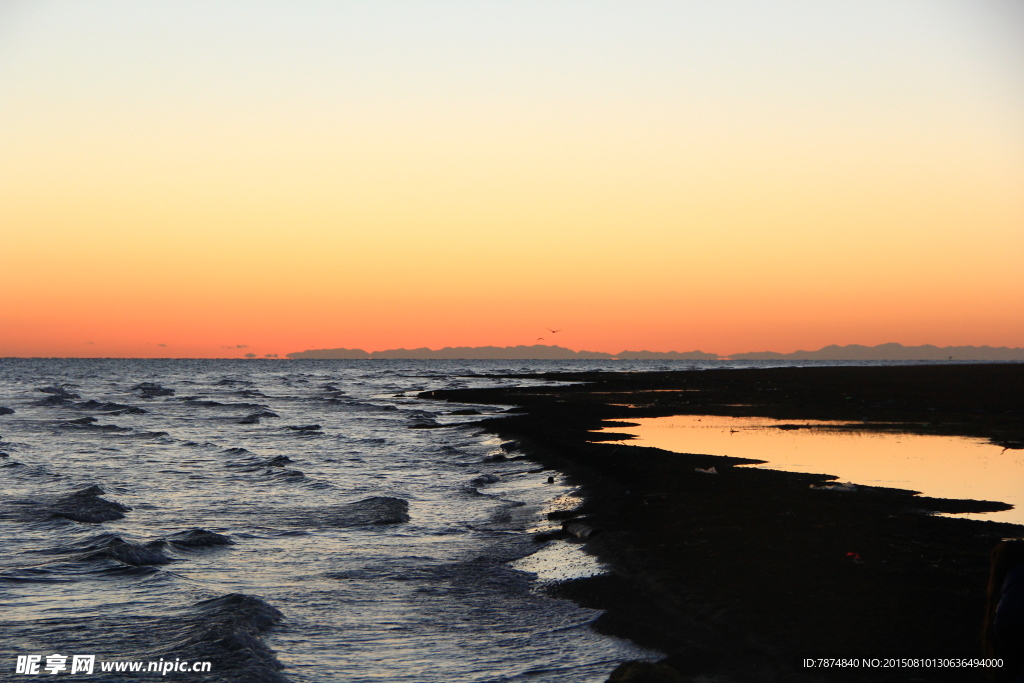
<box><xmin>0</xmin><ymin>358</ymin><xmax>1004</xmax><ymax>682</ymax></box>
<box><xmin>1</xmin><ymin>358</ymin><xmax>679</xmax><ymax>683</ymax></box>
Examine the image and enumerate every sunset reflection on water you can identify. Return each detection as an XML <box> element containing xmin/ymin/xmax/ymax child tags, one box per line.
<box><xmin>594</xmin><ymin>415</ymin><xmax>1024</xmax><ymax>524</ymax></box>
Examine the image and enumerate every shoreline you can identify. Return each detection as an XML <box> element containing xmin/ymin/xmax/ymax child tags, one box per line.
<box><xmin>424</xmin><ymin>364</ymin><xmax>1024</xmax><ymax>682</ymax></box>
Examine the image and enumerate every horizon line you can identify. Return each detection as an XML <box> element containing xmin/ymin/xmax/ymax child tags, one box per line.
<box><xmin>4</xmin><ymin>341</ymin><xmax>1024</xmax><ymax>361</ymax></box>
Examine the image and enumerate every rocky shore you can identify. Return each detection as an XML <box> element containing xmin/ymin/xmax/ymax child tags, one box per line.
<box><xmin>424</xmin><ymin>363</ymin><xmax>1024</xmax><ymax>682</ymax></box>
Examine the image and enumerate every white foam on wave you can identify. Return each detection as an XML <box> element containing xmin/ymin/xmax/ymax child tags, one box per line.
<box><xmin>510</xmin><ymin>540</ymin><xmax>606</xmax><ymax>582</ymax></box>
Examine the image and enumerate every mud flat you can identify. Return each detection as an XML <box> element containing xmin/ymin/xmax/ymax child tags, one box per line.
<box><xmin>424</xmin><ymin>363</ymin><xmax>1024</xmax><ymax>682</ymax></box>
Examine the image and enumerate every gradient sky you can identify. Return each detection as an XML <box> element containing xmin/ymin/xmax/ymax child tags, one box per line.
<box><xmin>2</xmin><ymin>0</ymin><xmax>1022</xmax><ymax>358</ymax></box>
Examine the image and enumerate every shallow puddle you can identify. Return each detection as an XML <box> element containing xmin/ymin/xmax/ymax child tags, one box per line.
<box><xmin>593</xmin><ymin>415</ymin><xmax>1024</xmax><ymax>525</ymax></box>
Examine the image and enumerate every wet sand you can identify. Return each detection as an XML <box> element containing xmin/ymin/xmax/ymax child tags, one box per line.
<box><xmin>424</xmin><ymin>364</ymin><xmax>1024</xmax><ymax>682</ymax></box>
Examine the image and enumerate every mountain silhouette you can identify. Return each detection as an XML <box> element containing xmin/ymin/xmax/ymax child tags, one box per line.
<box><xmin>730</xmin><ymin>343</ymin><xmax>1024</xmax><ymax>361</ymax></box>
<box><xmin>286</xmin><ymin>345</ymin><xmax>718</xmax><ymax>360</ymax></box>
<box><xmin>286</xmin><ymin>343</ymin><xmax>1024</xmax><ymax>361</ymax></box>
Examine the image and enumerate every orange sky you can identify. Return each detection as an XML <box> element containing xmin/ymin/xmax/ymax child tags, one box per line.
<box><xmin>2</xmin><ymin>2</ymin><xmax>1022</xmax><ymax>358</ymax></box>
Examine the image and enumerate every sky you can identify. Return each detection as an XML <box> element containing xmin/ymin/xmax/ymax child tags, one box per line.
<box><xmin>1</xmin><ymin>0</ymin><xmax>1022</xmax><ymax>358</ymax></box>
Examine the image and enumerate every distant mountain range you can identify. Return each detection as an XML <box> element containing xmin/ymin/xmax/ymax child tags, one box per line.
<box><xmin>286</xmin><ymin>343</ymin><xmax>1024</xmax><ymax>361</ymax></box>
<box><xmin>285</xmin><ymin>345</ymin><xmax>718</xmax><ymax>360</ymax></box>
<box><xmin>729</xmin><ymin>343</ymin><xmax>1024</xmax><ymax>361</ymax></box>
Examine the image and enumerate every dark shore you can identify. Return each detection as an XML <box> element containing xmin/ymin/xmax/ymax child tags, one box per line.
<box><xmin>424</xmin><ymin>363</ymin><xmax>1024</xmax><ymax>682</ymax></box>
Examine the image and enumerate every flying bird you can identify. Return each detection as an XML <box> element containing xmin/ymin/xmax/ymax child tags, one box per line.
<box><xmin>536</xmin><ymin>337</ymin><xmax>545</xmax><ymax>342</ymax></box>
<box><xmin>547</xmin><ymin>328</ymin><xmax>561</xmax><ymax>334</ymax></box>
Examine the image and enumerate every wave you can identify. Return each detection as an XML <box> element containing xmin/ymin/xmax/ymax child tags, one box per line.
<box><xmin>49</xmin><ymin>485</ymin><xmax>132</xmax><ymax>523</ymax></box>
<box><xmin>37</xmin><ymin>384</ymin><xmax>80</xmax><ymax>399</ymax></box>
<box><xmin>76</xmin><ymin>533</ymin><xmax>173</xmax><ymax>566</ymax></box>
<box><xmin>282</xmin><ymin>424</ymin><xmax>323</xmax><ymax>436</ymax></box>
<box><xmin>162</xmin><ymin>528</ymin><xmax>235</xmax><ymax>548</ymax></box>
<box><xmin>283</xmin><ymin>497</ymin><xmax>410</xmax><ymax>527</ymax></box>
<box><xmin>61</xmin><ymin>417</ymin><xmax>132</xmax><ymax>431</ymax></box>
<box><xmin>262</xmin><ymin>468</ymin><xmax>307</xmax><ymax>481</ymax></box>
<box><xmin>185</xmin><ymin>594</ymin><xmax>288</xmax><ymax>682</ymax></box>
<box><xmin>33</xmin><ymin>394</ymin><xmax>75</xmax><ymax>406</ymax></box>
<box><xmin>239</xmin><ymin>410</ymin><xmax>279</xmax><ymax>424</ymax></box>
<box><xmin>471</xmin><ymin>474</ymin><xmax>501</xmax><ymax>487</ymax></box>
<box><xmin>179</xmin><ymin>399</ymin><xmax>270</xmax><ymax>410</ymax></box>
<box><xmin>74</xmin><ymin>400</ymin><xmax>147</xmax><ymax>414</ymax></box>
<box><xmin>132</xmin><ymin>382</ymin><xmax>175</xmax><ymax>398</ymax></box>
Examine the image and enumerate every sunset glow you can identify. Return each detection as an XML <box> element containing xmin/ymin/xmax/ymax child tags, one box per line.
<box><xmin>2</xmin><ymin>1</ymin><xmax>1022</xmax><ymax>358</ymax></box>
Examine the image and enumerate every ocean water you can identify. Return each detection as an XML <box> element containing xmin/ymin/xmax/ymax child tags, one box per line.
<box><xmin>0</xmin><ymin>358</ymin><xmax>998</xmax><ymax>681</ymax></box>
<box><xmin>0</xmin><ymin>358</ymin><xmax>672</xmax><ymax>683</ymax></box>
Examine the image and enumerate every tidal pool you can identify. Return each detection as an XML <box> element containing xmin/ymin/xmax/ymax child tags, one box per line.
<box><xmin>593</xmin><ymin>415</ymin><xmax>1024</xmax><ymax>524</ymax></box>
